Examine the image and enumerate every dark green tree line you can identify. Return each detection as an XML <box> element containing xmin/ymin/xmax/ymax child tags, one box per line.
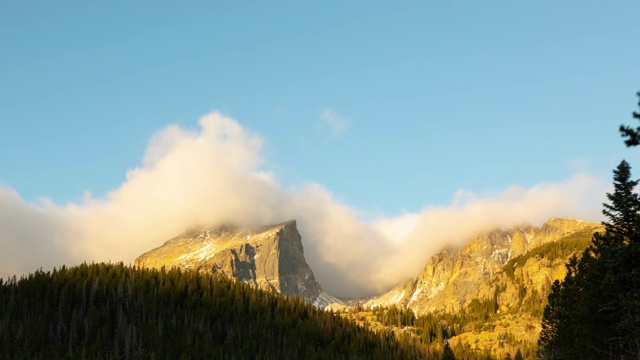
<box><xmin>0</xmin><ymin>263</ymin><xmax>429</xmax><ymax>359</ymax></box>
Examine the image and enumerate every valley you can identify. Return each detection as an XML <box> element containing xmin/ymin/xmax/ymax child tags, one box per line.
<box><xmin>133</xmin><ymin>217</ymin><xmax>602</xmax><ymax>359</ymax></box>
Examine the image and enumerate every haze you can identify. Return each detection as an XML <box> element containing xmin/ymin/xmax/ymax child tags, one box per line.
<box><xmin>0</xmin><ymin>114</ymin><xmax>606</xmax><ymax>296</ymax></box>
<box><xmin>1</xmin><ymin>3</ymin><xmax>638</xmax><ymax>297</ymax></box>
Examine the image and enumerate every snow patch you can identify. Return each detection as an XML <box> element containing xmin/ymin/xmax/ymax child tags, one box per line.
<box><xmin>177</xmin><ymin>242</ymin><xmax>218</xmax><ymax>261</ymax></box>
<box><xmin>314</xmin><ymin>291</ymin><xmax>345</xmax><ymax>309</ymax></box>
<box><xmin>428</xmin><ymin>282</ymin><xmax>445</xmax><ymax>299</ymax></box>
<box><xmin>389</xmin><ymin>289</ymin><xmax>406</xmax><ymax>304</ymax></box>
<box><xmin>409</xmin><ymin>287</ymin><xmax>422</xmax><ymax>303</ymax></box>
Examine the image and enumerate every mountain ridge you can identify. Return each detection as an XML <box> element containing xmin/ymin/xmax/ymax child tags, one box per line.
<box><xmin>135</xmin><ymin>217</ymin><xmax>602</xmax><ymax>316</ymax></box>
<box><xmin>134</xmin><ymin>216</ymin><xmax>604</xmax><ymax>358</ymax></box>
<box><xmin>135</xmin><ymin>219</ymin><xmax>341</xmax><ymax>307</ymax></box>
<box><xmin>361</xmin><ymin>217</ymin><xmax>603</xmax><ymax>314</ymax></box>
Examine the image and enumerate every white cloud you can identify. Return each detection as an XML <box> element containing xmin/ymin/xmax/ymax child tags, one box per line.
<box><xmin>0</xmin><ymin>187</ymin><xmax>78</xmax><ymax>278</ymax></box>
<box><xmin>370</xmin><ymin>175</ymin><xmax>606</xmax><ymax>288</ymax></box>
<box><xmin>0</xmin><ymin>112</ymin><xmax>608</xmax><ymax>298</ymax></box>
<box><xmin>372</xmin><ymin>213</ymin><xmax>421</xmax><ymax>245</ymax></box>
<box><xmin>320</xmin><ymin>109</ymin><xmax>349</xmax><ymax>138</ymax></box>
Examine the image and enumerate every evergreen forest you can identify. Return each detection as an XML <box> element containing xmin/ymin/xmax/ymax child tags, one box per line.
<box><xmin>538</xmin><ymin>92</ymin><xmax>640</xmax><ymax>359</ymax></box>
<box><xmin>1</xmin><ymin>92</ymin><xmax>638</xmax><ymax>360</ymax></box>
<box><xmin>0</xmin><ymin>263</ymin><xmax>427</xmax><ymax>359</ymax></box>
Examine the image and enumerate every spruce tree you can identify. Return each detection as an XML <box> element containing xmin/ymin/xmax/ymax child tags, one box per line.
<box><xmin>618</xmin><ymin>91</ymin><xmax>640</xmax><ymax>146</ymax></box>
<box><xmin>539</xmin><ymin>91</ymin><xmax>640</xmax><ymax>359</ymax></box>
<box><xmin>611</xmin><ymin>91</ymin><xmax>640</xmax><ymax>357</ymax></box>
<box><xmin>442</xmin><ymin>341</ymin><xmax>456</xmax><ymax>360</ymax></box>
<box><xmin>596</xmin><ymin>160</ymin><xmax>640</xmax><ymax>250</ymax></box>
<box><xmin>514</xmin><ymin>348</ymin><xmax>524</xmax><ymax>360</ymax></box>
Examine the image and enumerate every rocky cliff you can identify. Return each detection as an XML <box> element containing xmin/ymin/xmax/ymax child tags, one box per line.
<box><xmin>364</xmin><ymin>218</ymin><xmax>603</xmax><ymax>315</ymax></box>
<box><xmin>135</xmin><ymin>220</ymin><xmax>337</xmax><ymax>307</ymax></box>
<box><xmin>349</xmin><ymin>218</ymin><xmax>604</xmax><ymax>358</ymax></box>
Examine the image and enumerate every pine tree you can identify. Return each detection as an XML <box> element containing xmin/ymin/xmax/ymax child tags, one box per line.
<box><xmin>514</xmin><ymin>348</ymin><xmax>523</xmax><ymax>360</ymax></box>
<box><xmin>539</xmin><ymin>91</ymin><xmax>640</xmax><ymax>359</ymax></box>
<box><xmin>442</xmin><ymin>341</ymin><xmax>456</xmax><ymax>360</ymax></box>
<box><xmin>612</xmin><ymin>91</ymin><xmax>640</xmax><ymax>358</ymax></box>
<box><xmin>595</xmin><ymin>160</ymin><xmax>640</xmax><ymax>250</ymax></box>
<box><xmin>618</xmin><ymin>91</ymin><xmax>640</xmax><ymax>146</ymax></box>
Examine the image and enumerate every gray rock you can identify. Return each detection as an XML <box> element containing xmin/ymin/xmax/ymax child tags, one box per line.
<box><xmin>135</xmin><ymin>220</ymin><xmax>323</xmax><ymax>304</ymax></box>
<box><xmin>365</xmin><ymin>218</ymin><xmax>604</xmax><ymax>315</ymax></box>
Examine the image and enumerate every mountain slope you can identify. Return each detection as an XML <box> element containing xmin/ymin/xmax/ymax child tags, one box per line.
<box><xmin>365</xmin><ymin>218</ymin><xmax>603</xmax><ymax>315</ymax></box>
<box><xmin>346</xmin><ymin>218</ymin><xmax>604</xmax><ymax>359</ymax></box>
<box><xmin>0</xmin><ymin>263</ymin><xmax>428</xmax><ymax>359</ymax></box>
<box><xmin>135</xmin><ymin>220</ymin><xmax>339</xmax><ymax>307</ymax></box>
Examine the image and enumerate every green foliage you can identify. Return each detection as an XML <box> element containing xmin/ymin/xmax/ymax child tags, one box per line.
<box><xmin>442</xmin><ymin>341</ymin><xmax>456</xmax><ymax>360</ymax></box>
<box><xmin>618</xmin><ymin>91</ymin><xmax>640</xmax><ymax>146</ymax></box>
<box><xmin>514</xmin><ymin>348</ymin><xmax>524</xmax><ymax>360</ymax></box>
<box><xmin>0</xmin><ymin>263</ymin><xmax>428</xmax><ymax>359</ymax></box>
<box><xmin>368</xmin><ymin>300</ymin><xmax>507</xmax><ymax>359</ymax></box>
<box><xmin>362</xmin><ymin>220</ymin><xmax>599</xmax><ymax>359</ymax></box>
<box><xmin>371</xmin><ymin>304</ymin><xmax>416</xmax><ymax>328</ymax></box>
<box><xmin>502</xmin><ymin>229</ymin><xmax>594</xmax><ymax>281</ymax></box>
<box><xmin>539</xmin><ymin>93</ymin><xmax>640</xmax><ymax>359</ymax></box>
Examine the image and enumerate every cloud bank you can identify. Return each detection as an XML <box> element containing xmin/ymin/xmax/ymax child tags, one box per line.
<box><xmin>0</xmin><ymin>113</ymin><xmax>607</xmax><ymax>297</ymax></box>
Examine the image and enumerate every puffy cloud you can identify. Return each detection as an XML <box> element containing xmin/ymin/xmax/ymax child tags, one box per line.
<box><xmin>0</xmin><ymin>187</ymin><xmax>77</xmax><ymax>278</ymax></box>
<box><xmin>369</xmin><ymin>175</ymin><xmax>606</xmax><ymax>289</ymax></box>
<box><xmin>62</xmin><ymin>114</ymin><xmax>284</xmax><ymax>265</ymax></box>
<box><xmin>0</xmin><ymin>112</ymin><xmax>607</xmax><ymax>298</ymax></box>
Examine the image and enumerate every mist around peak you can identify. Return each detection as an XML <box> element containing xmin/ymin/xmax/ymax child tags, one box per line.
<box><xmin>0</xmin><ymin>113</ymin><xmax>606</xmax><ymax>297</ymax></box>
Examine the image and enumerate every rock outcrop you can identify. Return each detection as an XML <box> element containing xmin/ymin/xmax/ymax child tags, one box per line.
<box><xmin>135</xmin><ymin>220</ymin><xmax>335</xmax><ymax>307</ymax></box>
<box><xmin>364</xmin><ymin>218</ymin><xmax>603</xmax><ymax>314</ymax></box>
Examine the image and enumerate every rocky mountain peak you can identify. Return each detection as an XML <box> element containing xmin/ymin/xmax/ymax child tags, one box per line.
<box><xmin>135</xmin><ymin>219</ymin><xmax>335</xmax><ymax>306</ymax></box>
<box><xmin>364</xmin><ymin>218</ymin><xmax>603</xmax><ymax>314</ymax></box>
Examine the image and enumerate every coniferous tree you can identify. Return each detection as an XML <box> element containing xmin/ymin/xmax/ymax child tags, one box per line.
<box><xmin>596</xmin><ymin>160</ymin><xmax>640</xmax><ymax>249</ymax></box>
<box><xmin>618</xmin><ymin>91</ymin><xmax>640</xmax><ymax>146</ymax></box>
<box><xmin>514</xmin><ymin>348</ymin><xmax>524</xmax><ymax>360</ymax></box>
<box><xmin>442</xmin><ymin>341</ymin><xmax>456</xmax><ymax>360</ymax></box>
<box><xmin>611</xmin><ymin>91</ymin><xmax>640</xmax><ymax>357</ymax></box>
<box><xmin>0</xmin><ymin>263</ymin><xmax>430</xmax><ymax>359</ymax></box>
<box><xmin>539</xmin><ymin>91</ymin><xmax>640</xmax><ymax>359</ymax></box>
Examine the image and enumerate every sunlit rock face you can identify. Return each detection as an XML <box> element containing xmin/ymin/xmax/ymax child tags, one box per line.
<box><xmin>364</xmin><ymin>218</ymin><xmax>603</xmax><ymax>315</ymax></box>
<box><xmin>135</xmin><ymin>220</ymin><xmax>332</xmax><ymax>306</ymax></box>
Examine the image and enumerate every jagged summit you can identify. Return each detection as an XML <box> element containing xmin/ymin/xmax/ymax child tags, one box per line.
<box><xmin>136</xmin><ymin>216</ymin><xmax>603</xmax><ymax>314</ymax></box>
<box><xmin>135</xmin><ymin>219</ymin><xmax>335</xmax><ymax>307</ymax></box>
<box><xmin>363</xmin><ymin>217</ymin><xmax>603</xmax><ymax>314</ymax></box>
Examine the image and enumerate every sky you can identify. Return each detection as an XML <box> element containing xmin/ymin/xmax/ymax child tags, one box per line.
<box><xmin>1</xmin><ymin>2</ymin><xmax>639</xmax><ymax>297</ymax></box>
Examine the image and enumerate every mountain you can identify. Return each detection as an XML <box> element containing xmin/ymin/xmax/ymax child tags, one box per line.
<box><xmin>132</xmin><ymin>216</ymin><xmax>603</xmax><ymax>358</ymax></box>
<box><xmin>135</xmin><ymin>217</ymin><xmax>602</xmax><ymax>315</ymax></box>
<box><xmin>135</xmin><ymin>220</ymin><xmax>340</xmax><ymax>307</ymax></box>
<box><xmin>364</xmin><ymin>218</ymin><xmax>602</xmax><ymax>315</ymax></box>
<box><xmin>348</xmin><ymin>217</ymin><xmax>604</xmax><ymax>359</ymax></box>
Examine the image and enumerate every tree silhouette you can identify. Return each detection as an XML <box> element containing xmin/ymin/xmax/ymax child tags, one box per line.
<box><xmin>618</xmin><ymin>91</ymin><xmax>640</xmax><ymax>146</ymax></box>
<box><xmin>442</xmin><ymin>341</ymin><xmax>456</xmax><ymax>360</ymax></box>
<box><xmin>539</xmin><ymin>91</ymin><xmax>640</xmax><ymax>359</ymax></box>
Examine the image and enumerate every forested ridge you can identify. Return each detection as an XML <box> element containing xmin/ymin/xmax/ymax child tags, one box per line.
<box><xmin>347</xmin><ymin>280</ymin><xmax>545</xmax><ymax>359</ymax></box>
<box><xmin>501</xmin><ymin>228</ymin><xmax>595</xmax><ymax>282</ymax></box>
<box><xmin>2</xmin><ymin>93</ymin><xmax>638</xmax><ymax>360</ymax></box>
<box><xmin>0</xmin><ymin>219</ymin><xmax>595</xmax><ymax>360</ymax></box>
<box><xmin>340</xmin><ymin>220</ymin><xmax>600</xmax><ymax>359</ymax></box>
<box><xmin>0</xmin><ymin>263</ymin><xmax>427</xmax><ymax>359</ymax></box>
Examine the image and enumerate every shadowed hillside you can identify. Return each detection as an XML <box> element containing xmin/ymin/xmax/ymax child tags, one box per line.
<box><xmin>0</xmin><ymin>263</ymin><xmax>428</xmax><ymax>359</ymax></box>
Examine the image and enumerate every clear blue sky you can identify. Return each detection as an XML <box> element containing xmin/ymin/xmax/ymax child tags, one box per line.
<box><xmin>1</xmin><ymin>1</ymin><xmax>639</xmax><ymax>215</ymax></box>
